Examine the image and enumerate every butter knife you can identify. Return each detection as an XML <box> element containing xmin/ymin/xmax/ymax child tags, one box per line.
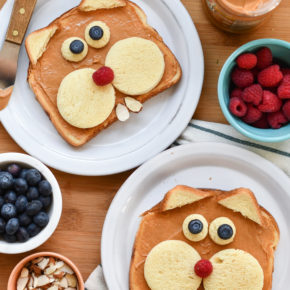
<box><xmin>0</xmin><ymin>0</ymin><xmax>37</xmax><ymax>103</ymax></box>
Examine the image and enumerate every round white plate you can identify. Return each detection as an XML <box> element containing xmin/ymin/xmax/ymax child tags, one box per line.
<box><xmin>101</xmin><ymin>142</ymin><xmax>290</xmax><ymax>290</ymax></box>
<box><xmin>0</xmin><ymin>0</ymin><xmax>203</xmax><ymax>175</ymax></box>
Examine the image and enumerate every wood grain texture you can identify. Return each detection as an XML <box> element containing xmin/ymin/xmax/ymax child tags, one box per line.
<box><xmin>6</xmin><ymin>0</ymin><xmax>37</xmax><ymax>44</ymax></box>
<box><xmin>0</xmin><ymin>0</ymin><xmax>290</xmax><ymax>288</ymax></box>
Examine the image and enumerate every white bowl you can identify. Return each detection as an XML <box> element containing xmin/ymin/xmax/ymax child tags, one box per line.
<box><xmin>0</xmin><ymin>153</ymin><xmax>62</xmax><ymax>254</ymax></box>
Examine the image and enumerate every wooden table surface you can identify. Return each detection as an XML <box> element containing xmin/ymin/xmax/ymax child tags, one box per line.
<box><xmin>0</xmin><ymin>0</ymin><xmax>289</xmax><ymax>288</ymax></box>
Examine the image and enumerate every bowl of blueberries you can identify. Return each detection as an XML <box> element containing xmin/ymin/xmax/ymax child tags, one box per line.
<box><xmin>0</xmin><ymin>153</ymin><xmax>62</xmax><ymax>254</ymax></box>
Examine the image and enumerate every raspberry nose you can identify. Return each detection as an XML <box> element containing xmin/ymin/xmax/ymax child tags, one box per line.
<box><xmin>92</xmin><ymin>66</ymin><xmax>114</xmax><ymax>86</ymax></box>
<box><xmin>194</xmin><ymin>259</ymin><xmax>213</xmax><ymax>278</ymax></box>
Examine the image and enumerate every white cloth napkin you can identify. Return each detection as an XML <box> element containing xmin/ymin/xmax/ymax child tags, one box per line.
<box><xmin>85</xmin><ymin>119</ymin><xmax>290</xmax><ymax>289</ymax></box>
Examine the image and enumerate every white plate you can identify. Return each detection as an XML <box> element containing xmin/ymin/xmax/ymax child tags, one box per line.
<box><xmin>0</xmin><ymin>0</ymin><xmax>203</xmax><ymax>175</ymax></box>
<box><xmin>101</xmin><ymin>142</ymin><xmax>290</xmax><ymax>290</ymax></box>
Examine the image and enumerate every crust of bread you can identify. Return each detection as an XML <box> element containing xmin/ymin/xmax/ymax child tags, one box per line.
<box><xmin>217</xmin><ymin>188</ymin><xmax>264</xmax><ymax>226</ymax></box>
<box><xmin>26</xmin><ymin>0</ymin><xmax>182</xmax><ymax>147</ymax></box>
<box><xmin>79</xmin><ymin>0</ymin><xmax>126</xmax><ymax>11</ymax></box>
<box><xmin>130</xmin><ymin>187</ymin><xmax>280</xmax><ymax>290</ymax></box>
<box><xmin>25</xmin><ymin>25</ymin><xmax>58</xmax><ymax>65</ymax></box>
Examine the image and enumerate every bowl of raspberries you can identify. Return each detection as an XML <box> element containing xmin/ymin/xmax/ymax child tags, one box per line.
<box><xmin>0</xmin><ymin>153</ymin><xmax>62</xmax><ymax>254</ymax></box>
<box><xmin>218</xmin><ymin>39</ymin><xmax>290</xmax><ymax>142</ymax></box>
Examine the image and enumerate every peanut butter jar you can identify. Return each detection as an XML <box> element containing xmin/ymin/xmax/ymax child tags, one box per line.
<box><xmin>202</xmin><ymin>0</ymin><xmax>282</xmax><ymax>33</ymax></box>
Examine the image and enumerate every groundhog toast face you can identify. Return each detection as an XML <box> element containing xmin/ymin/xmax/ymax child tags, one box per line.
<box><xmin>25</xmin><ymin>0</ymin><xmax>180</xmax><ymax>142</ymax></box>
<box><xmin>130</xmin><ymin>186</ymin><xmax>279</xmax><ymax>290</ymax></box>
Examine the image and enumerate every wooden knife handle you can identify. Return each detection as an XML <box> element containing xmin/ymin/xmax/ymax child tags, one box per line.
<box><xmin>6</xmin><ymin>0</ymin><xmax>37</xmax><ymax>45</ymax></box>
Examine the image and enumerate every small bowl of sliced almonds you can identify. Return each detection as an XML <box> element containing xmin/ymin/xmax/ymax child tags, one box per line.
<box><xmin>7</xmin><ymin>251</ymin><xmax>85</xmax><ymax>290</ymax></box>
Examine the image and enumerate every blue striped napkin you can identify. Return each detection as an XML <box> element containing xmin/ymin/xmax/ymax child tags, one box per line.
<box><xmin>86</xmin><ymin>119</ymin><xmax>289</xmax><ymax>289</ymax></box>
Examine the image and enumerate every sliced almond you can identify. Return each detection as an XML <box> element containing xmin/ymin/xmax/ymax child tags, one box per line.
<box><xmin>124</xmin><ymin>97</ymin><xmax>143</xmax><ymax>113</ymax></box>
<box><xmin>55</xmin><ymin>260</ymin><xmax>64</xmax><ymax>269</ymax></box>
<box><xmin>27</xmin><ymin>277</ymin><xmax>33</xmax><ymax>288</ymax></box>
<box><xmin>37</xmin><ymin>257</ymin><xmax>50</xmax><ymax>270</ymax></box>
<box><xmin>32</xmin><ymin>257</ymin><xmax>44</xmax><ymax>264</ymax></box>
<box><xmin>53</xmin><ymin>270</ymin><xmax>65</xmax><ymax>279</ymax></box>
<box><xmin>35</xmin><ymin>275</ymin><xmax>50</xmax><ymax>287</ymax></box>
<box><xmin>20</xmin><ymin>267</ymin><xmax>29</xmax><ymax>278</ymax></box>
<box><xmin>59</xmin><ymin>277</ymin><xmax>68</xmax><ymax>288</ymax></box>
<box><xmin>30</xmin><ymin>264</ymin><xmax>42</xmax><ymax>276</ymax></box>
<box><xmin>60</xmin><ymin>263</ymin><xmax>74</xmax><ymax>274</ymax></box>
<box><xmin>17</xmin><ymin>277</ymin><xmax>29</xmax><ymax>290</ymax></box>
<box><xmin>48</xmin><ymin>257</ymin><xmax>56</xmax><ymax>266</ymax></box>
<box><xmin>47</xmin><ymin>286</ymin><xmax>58</xmax><ymax>290</ymax></box>
<box><xmin>116</xmin><ymin>104</ymin><xmax>130</xmax><ymax>122</ymax></box>
<box><xmin>65</xmin><ymin>288</ymin><xmax>77</xmax><ymax>290</ymax></box>
<box><xmin>66</xmin><ymin>274</ymin><xmax>77</xmax><ymax>288</ymax></box>
<box><xmin>44</xmin><ymin>264</ymin><xmax>57</xmax><ymax>275</ymax></box>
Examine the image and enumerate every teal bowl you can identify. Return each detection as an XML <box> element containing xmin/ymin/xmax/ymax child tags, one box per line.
<box><xmin>218</xmin><ymin>39</ymin><xmax>290</xmax><ymax>143</ymax></box>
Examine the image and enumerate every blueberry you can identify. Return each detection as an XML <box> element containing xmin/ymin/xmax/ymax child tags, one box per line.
<box><xmin>0</xmin><ymin>196</ymin><xmax>4</xmax><ymax>208</ymax></box>
<box><xmin>188</xmin><ymin>219</ymin><xmax>203</xmax><ymax>234</ymax></box>
<box><xmin>1</xmin><ymin>203</ymin><xmax>17</xmax><ymax>220</ymax></box>
<box><xmin>15</xmin><ymin>195</ymin><xmax>28</xmax><ymax>213</ymax></box>
<box><xmin>33</xmin><ymin>211</ymin><xmax>49</xmax><ymax>228</ymax></box>
<box><xmin>89</xmin><ymin>26</ymin><xmax>103</xmax><ymax>40</ymax></box>
<box><xmin>19</xmin><ymin>169</ymin><xmax>28</xmax><ymax>179</ymax></box>
<box><xmin>27</xmin><ymin>223</ymin><xmax>41</xmax><ymax>237</ymax></box>
<box><xmin>16</xmin><ymin>227</ymin><xmax>30</xmax><ymax>242</ymax></box>
<box><xmin>14</xmin><ymin>178</ymin><xmax>28</xmax><ymax>194</ymax></box>
<box><xmin>218</xmin><ymin>224</ymin><xmax>233</xmax><ymax>240</ymax></box>
<box><xmin>70</xmin><ymin>40</ymin><xmax>84</xmax><ymax>54</ymax></box>
<box><xmin>18</xmin><ymin>213</ymin><xmax>32</xmax><ymax>227</ymax></box>
<box><xmin>25</xmin><ymin>169</ymin><xmax>42</xmax><ymax>186</ymax></box>
<box><xmin>5</xmin><ymin>218</ymin><xmax>19</xmax><ymax>235</ymax></box>
<box><xmin>38</xmin><ymin>180</ymin><xmax>52</xmax><ymax>196</ymax></box>
<box><xmin>26</xmin><ymin>187</ymin><xmax>39</xmax><ymax>201</ymax></box>
<box><xmin>38</xmin><ymin>196</ymin><xmax>52</xmax><ymax>209</ymax></box>
<box><xmin>0</xmin><ymin>172</ymin><xmax>13</xmax><ymax>190</ymax></box>
<box><xmin>3</xmin><ymin>233</ymin><xmax>16</xmax><ymax>243</ymax></box>
<box><xmin>7</xmin><ymin>164</ymin><xmax>21</xmax><ymax>177</ymax></box>
<box><xmin>4</xmin><ymin>190</ymin><xmax>17</xmax><ymax>204</ymax></box>
<box><xmin>0</xmin><ymin>217</ymin><xmax>6</xmax><ymax>234</ymax></box>
<box><xmin>26</xmin><ymin>200</ymin><xmax>42</xmax><ymax>216</ymax></box>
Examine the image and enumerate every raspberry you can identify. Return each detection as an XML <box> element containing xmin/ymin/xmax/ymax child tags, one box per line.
<box><xmin>282</xmin><ymin>101</ymin><xmax>290</xmax><ymax>121</ymax></box>
<box><xmin>242</xmin><ymin>104</ymin><xmax>263</xmax><ymax>124</ymax></box>
<box><xmin>92</xmin><ymin>66</ymin><xmax>114</xmax><ymax>86</ymax></box>
<box><xmin>194</xmin><ymin>259</ymin><xmax>213</xmax><ymax>278</ymax></box>
<box><xmin>229</xmin><ymin>97</ymin><xmax>248</xmax><ymax>117</ymax></box>
<box><xmin>258</xmin><ymin>90</ymin><xmax>282</xmax><ymax>113</ymax></box>
<box><xmin>281</xmin><ymin>68</ymin><xmax>290</xmax><ymax>76</ymax></box>
<box><xmin>230</xmin><ymin>88</ymin><xmax>243</xmax><ymax>98</ymax></box>
<box><xmin>236</xmin><ymin>53</ymin><xmax>257</xmax><ymax>70</ymax></box>
<box><xmin>277</xmin><ymin>75</ymin><xmax>290</xmax><ymax>99</ymax></box>
<box><xmin>256</xmin><ymin>47</ymin><xmax>273</xmax><ymax>69</ymax></box>
<box><xmin>242</xmin><ymin>84</ymin><xmax>263</xmax><ymax>105</ymax></box>
<box><xmin>267</xmin><ymin>111</ymin><xmax>288</xmax><ymax>129</ymax></box>
<box><xmin>257</xmin><ymin>65</ymin><xmax>283</xmax><ymax>88</ymax></box>
<box><xmin>252</xmin><ymin>114</ymin><xmax>269</xmax><ymax>129</ymax></box>
<box><xmin>231</xmin><ymin>68</ymin><xmax>254</xmax><ymax>88</ymax></box>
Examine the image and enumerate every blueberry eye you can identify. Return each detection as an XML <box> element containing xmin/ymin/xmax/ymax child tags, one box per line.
<box><xmin>218</xmin><ymin>224</ymin><xmax>233</xmax><ymax>240</ymax></box>
<box><xmin>89</xmin><ymin>26</ymin><xmax>104</xmax><ymax>40</ymax></box>
<box><xmin>70</xmin><ymin>40</ymin><xmax>85</xmax><ymax>54</ymax></box>
<box><xmin>188</xmin><ymin>219</ymin><xmax>203</xmax><ymax>234</ymax></box>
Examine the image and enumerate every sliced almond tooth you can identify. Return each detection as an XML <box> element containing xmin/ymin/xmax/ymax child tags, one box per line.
<box><xmin>124</xmin><ymin>97</ymin><xmax>143</xmax><ymax>113</ymax></box>
<box><xmin>55</xmin><ymin>260</ymin><xmax>64</xmax><ymax>269</ymax></box>
<box><xmin>53</xmin><ymin>270</ymin><xmax>65</xmax><ymax>279</ymax></box>
<box><xmin>37</xmin><ymin>257</ymin><xmax>50</xmax><ymax>270</ymax></box>
<box><xmin>116</xmin><ymin>104</ymin><xmax>130</xmax><ymax>122</ymax></box>
<box><xmin>59</xmin><ymin>277</ymin><xmax>68</xmax><ymax>288</ymax></box>
<box><xmin>17</xmin><ymin>277</ymin><xmax>29</xmax><ymax>290</ymax></box>
<box><xmin>44</xmin><ymin>264</ymin><xmax>57</xmax><ymax>275</ymax></box>
<box><xmin>35</xmin><ymin>275</ymin><xmax>50</xmax><ymax>287</ymax></box>
<box><xmin>66</xmin><ymin>274</ymin><xmax>77</xmax><ymax>288</ymax></box>
<box><xmin>20</xmin><ymin>267</ymin><xmax>29</xmax><ymax>278</ymax></box>
<box><xmin>60</xmin><ymin>264</ymin><xmax>74</xmax><ymax>274</ymax></box>
<box><xmin>32</xmin><ymin>257</ymin><xmax>44</xmax><ymax>264</ymax></box>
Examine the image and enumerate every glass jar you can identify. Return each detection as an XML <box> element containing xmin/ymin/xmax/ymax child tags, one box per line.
<box><xmin>202</xmin><ymin>0</ymin><xmax>282</xmax><ymax>33</ymax></box>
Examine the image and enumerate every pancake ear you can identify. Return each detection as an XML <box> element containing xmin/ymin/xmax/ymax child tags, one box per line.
<box><xmin>160</xmin><ymin>185</ymin><xmax>211</xmax><ymax>212</ymax></box>
<box><xmin>25</xmin><ymin>25</ymin><xmax>58</xmax><ymax>65</ymax></box>
<box><xmin>218</xmin><ymin>188</ymin><xmax>264</xmax><ymax>226</ymax></box>
<box><xmin>79</xmin><ymin>0</ymin><xmax>126</xmax><ymax>11</ymax></box>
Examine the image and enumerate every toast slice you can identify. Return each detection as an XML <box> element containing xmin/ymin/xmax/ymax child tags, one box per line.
<box><xmin>130</xmin><ymin>186</ymin><xmax>279</xmax><ymax>290</ymax></box>
<box><xmin>26</xmin><ymin>0</ymin><xmax>181</xmax><ymax>146</ymax></box>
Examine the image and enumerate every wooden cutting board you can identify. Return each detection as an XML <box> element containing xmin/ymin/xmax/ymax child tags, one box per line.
<box><xmin>0</xmin><ymin>0</ymin><xmax>289</xmax><ymax>288</ymax></box>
